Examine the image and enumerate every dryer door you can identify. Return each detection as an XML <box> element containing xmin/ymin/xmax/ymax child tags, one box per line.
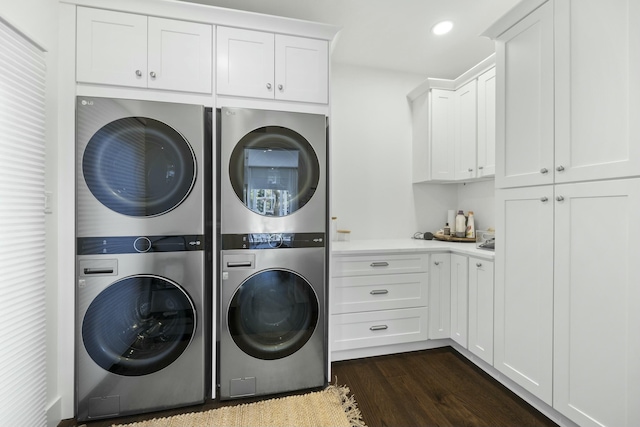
<box><xmin>82</xmin><ymin>275</ymin><xmax>196</xmax><ymax>376</ymax></box>
<box><xmin>228</xmin><ymin>269</ymin><xmax>319</xmax><ymax>360</ymax></box>
<box><xmin>82</xmin><ymin>116</ymin><xmax>197</xmax><ymax>217</ymax></box>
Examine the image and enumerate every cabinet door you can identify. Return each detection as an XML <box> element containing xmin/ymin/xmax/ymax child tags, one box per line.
<box><xmin>76</xmin><ymin>7</ymin><xmax>147</xmax><ymax>88</ymax></box>
<box><xmin>495</xmin><ymin>186</ymin><xmax>554</xmax><ymax>404</ymax></box>
<box><xmin>274</xmin><ymin>35</ymin><xmax>328</xmax><ymax>104</ymax></box>
<box><xmin>495</xmin><ymin>2</ymin><xmax>554</xmax><ymax>188</ymax></box>
<box><xmin>450</xmin><ymin>254</ymin><xmax>468</xmax><ymax>347</ymax></box>
<box><xmin>553</xmin><ymin>179</ymin><xmax>640</xmax><ymax>427</ymax></box>
<box><xmin>147</xmin><ymin>17</ymin><xmax>212</xmax><ymax>93</ymax></box>
<box><xmin>428</xmin><ymin>253</ymin><xmax>450</xmax><ymax>339</ymax></box>
<box><xmin>477</xmin><ymin>67</ymin><xmax>496</xmax><ymax>178</ymax></box>
<box><xmin>216</xmin><ymin>26</ymin><xmax>274</xmax><ymax>99</ymax></box>
<box><xmin>468</xmin><ymin>257</ymin><xmax>494</xmax><ymax>365</ymax></box>
<box><xmin>554</xmin><ymin>0</ymin><xmax>640</xmax><ymax>183</ymax></box>
<box><xmin>430</xmin><ymin>89</ymin><xmax>455</xmax><ymax>181</ymax></box>
<box><xmin>454</xmin><ymin>80</ymin><xmax>477</xmax><ymax>180</ymax></box>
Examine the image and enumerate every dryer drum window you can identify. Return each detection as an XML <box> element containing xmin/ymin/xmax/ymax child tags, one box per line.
<box><xmin>82</xmin><ymin>117</ymin><xmax>197</xmax><ymax>217</ymax></box>
<box><xmin>82</xmin><ymin>275</ymin><xmax>196</xmax><ymax>376</ymax></box>
<box><xmin>229</xmin><ymin>126</ymin><xmax>320</xmax><ymax>217</ymax></box>
<box><xmin>228</xmin><ymin>269</ymin><xmax>319</xmax><ymax>360</ymax></box>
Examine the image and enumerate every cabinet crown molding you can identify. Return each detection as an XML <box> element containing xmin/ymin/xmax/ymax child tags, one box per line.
<box><xmin>480</xmin><ymin>0</ymin><xmax>547</xmax><ymax>40</ymax></box>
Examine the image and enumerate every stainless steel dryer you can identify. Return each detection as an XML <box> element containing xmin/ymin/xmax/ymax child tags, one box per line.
<box><xmin>75</xmin><ymin>239</ymin><xmax>205</xmax><ymax>422</ymax></box>
<box><xmin>220</xmin><ymin>107</ymin><xmax>327</xmax><ymax>234</ymax></box>
<box><xmin>218</xmin><ymin>233</ymin><xmax>326</xmax><ymax>399</ymax></box>
<box><xmin>76</xmin><ymin>97</ymin><xmax>206</xmax><ymax>237</ymax></box>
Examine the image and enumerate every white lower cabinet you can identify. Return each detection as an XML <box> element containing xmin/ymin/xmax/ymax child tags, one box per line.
<box><xmin>450</xmin><ymin>254</ymin><xmax>468</xmax><ymax>347</ymax></box>
<box><xmin>428</xmin><ymin>253</ymin><xmax>450</xmax><ymax>339</ymax></box>
<box><xmin>467</xmin><ymin>257</ymin><xmax>494</xmax><ymax>364</ymax></box>
<box><xmin>331</xmin><ymin>252</ymin><xmax>429</xmax><ymax>354</ymax></box>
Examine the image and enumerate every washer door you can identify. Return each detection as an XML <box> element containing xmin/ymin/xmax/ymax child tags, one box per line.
<box><xmin>228</xmin><ymin>269</ymin><xmax>319</xmax><ymax>360</ymax></box>
<box><xmin>82</xmin><ymin>275</ymin><xmax>196</xmax><ymax>376</ymax></box>
<box><xmin>82</xmin><ymin>117</ymin><xmax>196</xmax><ymax>217</ymax></box>
<box><xmin>228</xmin><ymin>126</ymin><xmax>320</xmax><ymax>217</ymax></box>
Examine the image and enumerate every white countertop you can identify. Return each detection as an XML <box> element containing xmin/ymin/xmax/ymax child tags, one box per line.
<box><xmin>331</xmin><ymin>238</ymin><xmax>495</xmax><ymax>259</ymax></box>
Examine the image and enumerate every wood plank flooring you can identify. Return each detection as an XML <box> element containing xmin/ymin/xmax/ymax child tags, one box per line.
<box><xmin>59</xmin><ymin>347</ymin><xmax>557</xmax><ymax>427</ymax></box>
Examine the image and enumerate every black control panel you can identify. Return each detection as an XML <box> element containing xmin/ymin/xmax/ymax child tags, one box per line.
<box><xmin>77</xmin><ymin>235</ymin><xmax>205</xmax><ymax>255</ymax></box>
<box><xmin>221</xmin><ymin>233</ymin><xmax>325</xmax><ymax>250</ymax></box>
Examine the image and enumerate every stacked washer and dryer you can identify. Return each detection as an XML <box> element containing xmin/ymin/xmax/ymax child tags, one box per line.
<box><xmin>75</xmin><ymin>97</ymin><xmax>211</xmax><ymax>421</ymax></box>
<box><xmin>218</xmin><ymin>108</ymin><xmax>328</xmax><ymax>399</ymax></box>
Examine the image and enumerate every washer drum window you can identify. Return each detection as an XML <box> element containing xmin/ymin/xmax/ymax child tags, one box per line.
<box><xmin>82</xmin><ymin>275</ymin><xmax>196</xmax><ymax>376</ymax></box>
<box><xmin>228</xmin><ymin>269</ymin><xmax>319</xmax><ymax>360</ymax></box>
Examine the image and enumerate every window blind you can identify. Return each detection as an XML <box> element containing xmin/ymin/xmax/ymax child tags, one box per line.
<box><xmin>0</xmin><ymin>17</ymin><xmax>47</xmax><ymax>427</ymax></box>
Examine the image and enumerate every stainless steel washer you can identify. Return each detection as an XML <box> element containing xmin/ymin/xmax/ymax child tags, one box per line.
<box><xmin>76</xmin><ymin>244</ymin><xmax>205</xmax><ymax>422</ymax></box>
<box><xmin>218</xmin><ymin>234</ymin><xmax>326</xmax><ymax>399</ymax></box>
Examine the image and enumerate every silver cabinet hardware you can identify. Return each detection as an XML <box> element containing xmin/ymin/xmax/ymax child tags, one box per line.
<box><xmin>476</xmin><ymin>262</ymin><xmax>482</xmax><ymax>268</ymax></box>
<box><xmin>434</xmin><ymin>261</ymin><xmax>440</xmax><ymax>266</ymax></box>
<box><xmin>135</xmin><ymin>70</ymin><xmax>142</xmax><ymax>77</ymax></box>
<box><xmin>540</xmin><ymin>196</ymin><xmax>549</xmax><ymax>202</ymax></box>
<box><xmin>278</xmin><ymin>84</ymin><xmax>283</xmax><ymax>91</ymax></box>
<box><xmin>478</xmin><ymin>166</ymin><xmax>484</xmax><ymax>170</ymax></box>
<box><xmin>369</xmin><ymin>325</ymin><xmax>388</xmax><ymax>331</ymax></box>
<box><xmin>370</xmin><ymin>262</ymin><xmax>389</xmax><ymax>267</ymax></box>
<box><xmin>556</xmin><ymin>165</ymin><xmax>565</xmax><ymax>172</ymax></box>
<box><xmin>540</xmin><ymin>168</ymin><xmax>548</xmax><ymax>174</ymax></box>
<box><xmin>370</xmin><ymin>289</ymin><xmax>389</xmax><ymax>295</ymax></box>
<box><xmin>149</xmin><ymin>71</ymin><xmax>156</xmax><ymax>78</ymax></box>
<box><xmin>266</xmin><ymin>83</ymin><xmax>272</xmax><ymax>90</ymax></box>
<box><xmin>556</xmin><ymin>196</ymin><xmax>565</xmax><ymax>202</ymax></box>
<box><xmin>468</xmin><ymin>168</ymin><xmax>473</xmax><ymax>172</ymax></box>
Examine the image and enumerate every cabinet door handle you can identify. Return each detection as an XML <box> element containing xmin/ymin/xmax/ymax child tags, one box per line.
<box><xmin>556</xmin><ymin>196</ymin><xmax>565</xmax><ymax>202</ymax></box>
<box><xmin>370</xmin><ymin>262</ymin><xmax>389</xmax><ymax>267</ymax></box>
<box><xmin>278</xmin><ymin>84</ymin><xmax>284</xmax><ymax>91</ymax></box>
<box><xmin>540</xmin><ymin>196</ymin><xmax>548</xmax><ymax>202</ymax></box>
<box><xmin>540</xmin><ymin>168</ymin><xmax>548</xmax><ymax>174</ymax></box>
<box><xmin>370</xmin><ymin>289</ymin><xmax>389</xmax><ymax>295</ymax></box>
<box><xmin>476</xmin><ymin>262</ymin><xmax>482</xmax><ymax>268</ymax></box>
<box><xmin>266</xmin><ymin>83</ymin><xmax>272</xmax><ymax>90</ymax></box>
<box><xmin>434</xmin><ymin>261</ymin><xmax>440</xmax><ymax>266</ymax></box>
<box><xmin>149</xmin><ymin>71</ymin><xmax>156</xmax><ymax>79</ymax></box>
<box><xmin>478</xmin><ymin>166</ymin><xmax>484</xmax><ymax>170</ymax></box>
<box><xmin>468</xmin><ymin>168</ymin><xmax>473</xmax><ymax>172</ymax></box>
<box><xmin>135</xmin><ymin>69</ymin><xmax>142</xmax><ymax>77</ymax></box>
<box><xmin>556</xmin><ymin>165</ymin><xmax>565</xmax><ymax>172</ymax></box>
<box><xmin>369</xmin><ymin>325</ymin><xmax>388</xmax><ymax>331</ymax></box>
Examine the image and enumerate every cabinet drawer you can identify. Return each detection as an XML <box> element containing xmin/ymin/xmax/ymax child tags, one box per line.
<box><xmin>331</xmin><ymin>273</ymin><xmax>428</xmax><ymax>314</ymax></box>
<box><xmin>332</xmin><ymin>253</ymin><xmax>428</xmax><ymax>277</ymax></box>
<box><xmin>331</xmin><ymin>307</ymin><xmax>429</xmax><ymax>351</ymax></box>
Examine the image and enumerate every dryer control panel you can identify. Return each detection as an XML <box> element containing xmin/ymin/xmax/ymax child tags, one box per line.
<box><xmin>221</xmin><ymin>232</ymin><xmax>325</xmax><ymax>250</ymax></box>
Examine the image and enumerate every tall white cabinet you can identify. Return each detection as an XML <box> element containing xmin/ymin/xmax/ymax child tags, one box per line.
<box><xmin>486</xmin><ymin>0</ymin><xmax>640</xmax><ymax>425</ymax></box>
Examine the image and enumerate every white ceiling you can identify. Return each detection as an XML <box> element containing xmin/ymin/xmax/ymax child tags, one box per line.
<box><xmin>179</xmin><ymin>0</ymin><xmax>520</xmax><ymax>79</ymax></box>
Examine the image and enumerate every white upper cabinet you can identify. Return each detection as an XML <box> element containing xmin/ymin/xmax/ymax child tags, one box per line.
<box><xmin>217</xmin><ymin>27</ymin><xmax>328</xmax><ymax>104</ymax></box>
<box><xmin>494</xmin><ymin>2</ymin><xmax>554</xmax><ymax>188</ymax></box>
<box><xmin>495</xmin><ymin>0</ymin><xmax>640</xmax><ymax>188</ymax></box>
<box><xmin>430</xmin><ymin>89</ymin><xmax>456</xmax><ymax>180</ymax></box>
<box><xmin>554</xmin><ymin>0</ymin><xmax>640</xmax><ymax>183</ymax></box>
<box><xmin>76</xmin><ymin>7</ymin><xmax>212</xmax><ymax>93</ymax></box>
<box><xmin>476</xmin><ymin>67</ymin><xmax>496</xmax><ymax>177</ymax></box>
<box><xmin>454</xmin><ymin>79</ymin><xmax>478</xmax><ymax>180</ymax></box>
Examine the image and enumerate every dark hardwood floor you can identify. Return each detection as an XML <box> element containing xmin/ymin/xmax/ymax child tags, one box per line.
<box><xmin>59</xmin><ymin>347</ymin><xmax>557</xmax><ymax>427</ymax></box>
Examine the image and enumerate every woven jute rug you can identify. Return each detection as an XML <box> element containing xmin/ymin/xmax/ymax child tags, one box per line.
<box><xmin>111</xmin><ymin>385</ymin><xmax>366</xmax><ymax>427</ymax></box>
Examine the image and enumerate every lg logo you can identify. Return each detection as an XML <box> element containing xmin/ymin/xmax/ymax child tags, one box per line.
<box><xmin>80</xmin><ymin>99</ymin><xmax>94</xmax><ymax>106</ymax></box>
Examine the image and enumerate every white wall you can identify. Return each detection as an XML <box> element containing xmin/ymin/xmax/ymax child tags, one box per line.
<box><xmin>1</xmin><ymin>2</ymin><xmax>62</xmax><ymax>426</ymax></box>
<box><xmin>457</xmin><ymin>180</ymin><xmax>496</xmax><ymax>231</ymax></box>
<box><xmin>331</xmin><ymin>63</ymin><xmax>457</xmax><ymax>239</ymax></box>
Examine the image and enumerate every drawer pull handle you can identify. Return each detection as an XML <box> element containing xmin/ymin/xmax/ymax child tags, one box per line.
<box><xmin>369</xmin><ymin>325</ymin><xmax>388</xmax><ymax>331</ymax></box>
<box><xmin>84</xmin><ymin>268</ymin><xmax>114</xmax><ymax>275</ymax></box>
<box><xmin>370</xmin><ymin>262</ymin><xmax>389</xmax><ymax>267</ymax></box>
<box><xmin>227</xmin><ymin>261</ymin><xmax>252</xmax><ymax>268</ymax></box>
<box><xmin>370</xmin><ymin>289</ymin><xmax>389</xmax><ymax>295</ymax></box>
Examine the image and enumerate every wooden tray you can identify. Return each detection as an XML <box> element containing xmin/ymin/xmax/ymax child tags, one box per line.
<box><xmin>433</xmin><ymin>233</ymin><xmax>476</xmax><ymax>243</ymax></box>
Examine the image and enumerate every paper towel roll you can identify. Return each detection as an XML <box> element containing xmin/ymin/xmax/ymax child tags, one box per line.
<box><xmin>447</xmin><ymin>210</ymin><xmax>455</xmax><ymax>233</ymax></box>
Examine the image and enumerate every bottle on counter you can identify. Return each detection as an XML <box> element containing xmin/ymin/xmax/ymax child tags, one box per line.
<box><xmin>444</xmin><ymin>223</ymin><xmax>450</xmax><ymax>236</ymax></box>
<box><xmin>455</xmin><ymin>210</ymin><xmax>466</xmax><ymax>238</ymax></box>
<box><xmin>466</xmin><ymin>211</ymin><xmax>475</xmax><ymax>238</ymax></box>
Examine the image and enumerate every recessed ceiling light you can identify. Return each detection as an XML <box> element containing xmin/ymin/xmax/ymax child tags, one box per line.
<box><xmin>432</xmin><ymin>20</ymin><xmax>453</xmax><ymax>36</ymax></box>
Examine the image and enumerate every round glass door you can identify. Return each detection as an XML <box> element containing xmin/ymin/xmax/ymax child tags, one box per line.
<box><xmin>228</xmin><ymin>269</ymin><xmax>319</xmax><ymax>360</ymax></box>
<box><xmin>82</xmin><ymin>275</ymin><xmax>196</xmax><ymax>376</ymax></box>
<box><xmin>229</xmin><ymin>126</ymin><xmax>320</xmax><ymax>217</ymax></box>
<box><xmin>82</xmin><ymin>117</ymin><xmax>197</xmax><ymax>217</ymax></box>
